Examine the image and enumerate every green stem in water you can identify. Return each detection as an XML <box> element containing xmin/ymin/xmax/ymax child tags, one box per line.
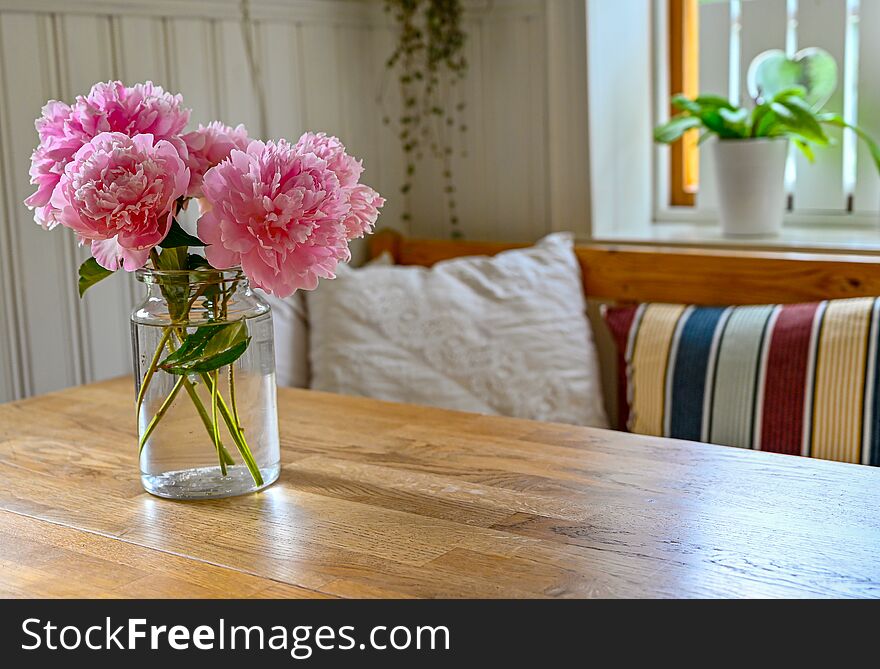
<box><xmin>200</xmin><ymin>370</ymin><xmax>263</xmax><ymax>486</ymax></box>
<box><xmin>138</xmin><ymin>375</ymin><xmax>185</xmax><ymax>456</ymax></box>
<box><xmin>163</xmin><ymin>332</ymin><xmax>235</xmax><ymax>467</ymax></box>
<box><xmin>228</xmin><ymin>364</ymin><xmax>242</xmax><ymax>429</ymax></box>
<box><xmin>135</xmin><ymin>327</ymin><xmax>172</xmax><ymax>417</ymax></box>
<box><xmin>169</xmin><ymin>326</ymin><xmax>261</xmax><ymax>486</ymax></box>
<box><xmin>181</xmin><ymin>377</ymin><xmax>235</xmax><ymax>466</ymax></box>
<box><xmin>136</xmin><ymin>325</ymin><xmax>233</xmax><ymax>465</ymax></box>
<box><xmin>140</xmin><ymin>249</ymin><xmax>239</xmax><ymax>471</ymax></box>
<box><xmin>211</xmin><ymin>369</ymin><xmax>226</xmax><ymax>476</ymax></box>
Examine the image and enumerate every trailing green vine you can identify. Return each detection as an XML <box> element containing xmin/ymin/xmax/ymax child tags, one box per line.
<box><xmin>382</xmin><ymin>0</ymin><xmax>468</xmax><ymax>238</ymax></box>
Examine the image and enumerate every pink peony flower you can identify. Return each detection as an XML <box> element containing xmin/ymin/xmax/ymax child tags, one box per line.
<box><xmin>25</xmin><ymin>101</ymin><xmax>83</xmax><ymax>229</ymax></box>
<box><xmin>182</xmin><ymin>122</ymin><xmax>250</xmax><ymax>197</ymax></box>
<box><xmin>197</xmin><ymin>136</ymin><xmax>383</xmax><ymax>297</ymax></box>
<box><xmin>295</xmin><ymin>131</ymin><xmax>383</xmax><ymax>239</ymax></box>
<box><xmin>66</xmin><ymin>81</ymin><xmax>190</xmax><ymax>142</ymax></box>
<box><xmin>343</xmin><ymin>184</ymin><xmax>385</xmax><ymax>240</ymax></box>
<box><xmin>294</xmin><ymin>131</ymin><xmax>363</xmax><ymax>188</ymax></box>
<box><xmin>25</xmin><ymin>81</ymin><xmax>190</xmax><ymax>230</ymax></box>
<box><xmin>50</xmin><ymin>132</ymin><xmax>189</xmax><ymax>271</ymax></box>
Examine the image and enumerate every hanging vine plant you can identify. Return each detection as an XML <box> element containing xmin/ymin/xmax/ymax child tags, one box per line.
<box><xmin>382</xmin><ymin>0</ymin><xmax>468</xmax><ymax>239</ymax></box>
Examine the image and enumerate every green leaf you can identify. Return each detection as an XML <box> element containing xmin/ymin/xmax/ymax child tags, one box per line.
<box><xmin>819</xmin><ymin>113</ymin><xmax>880</xmax><ymax>174</ymax></box>
<box><xmin>670</xmin><ymin>95</ymin><xmax>702</xmax><ymax>114</ymax></box>
<box><xmin>770</xmin><ymin>86</ymin><xmax>810</xmax><ymax>102</ymax></box>
<box><xmin>753</xmin><ymin>106</ymin><xmax>784</xmax><ymax>137</ymax></box>
<box><xmin>159</xmin><ymin>325</ymin><xmax>222</xmax><ymax>369</ymax></box>
<box><xmin>201</xmin><ymin>321</ymin><xmax>248</xmax><ymax>359</ymax></box>
<box><xmin>769</xmin><ymin>102</ymin><xmax>796</xmax><ymax>122</ymax></box>
<box><xmin>793</xmin><ymin>139</ymin><xmax>816</xmax><ymax>163</ymax></box>
<box><xmin>176</xmin><ymin>339</ymin><xmax>250</xmax><ymax>374</ymax></box>
<box><xmin>719</xmin><ymin>107</ymin><xmax>748</xmax><ymax>124</ymax></box>
<box><xmin>750</xmin><ymin>103</ymin><xmax>775</xmax><ymax>137</ymax></box>
<box><xmin>693</xmin><ymin>94</ymin><xmax>737</xmax><ymax>110</ymax></box>
<box><xmin>667</xmin><ymin>95</ymin><xmax>740</xmax><ymax>139</ymax></box>
<box><xmin>159</xmin><ymin>322</ymin><xmax>250</xmax><ymax>375</ymax></box>
<box><xmin>699</xmin><ymin>109</ymin><xmax>748</xmax><ymax>138</ymax></box>
<box><xmin>654</xmin><ymin>115</ymin><xmax>702</xmax><ymax>143</ymax></box>
<box><xmin>774</xmin><ymin>95</ymin><xmax>829</xmax><ymax>144</ymax></box>
<box><xmin>718</xmin><ymin>107</ymin><xmax>749</xmax><ymax>136</ymax></box>
<box><xmin>156</xmin><ymin>246</ymin><xmax>188</xmax><ymax>271</ymax></box>
<box><xmin>763</xmin><ymin>90</ymin><xmax>829</xmax><ymax>144</ymax></box>
<box><xmin>78</xmin><ymin>258</ymin><xmax>114</xmax><ymax>298</ymax></box>
<box><xmin>187</xmin><ymin>253</ymin><xmax>212</xmax><ymax>270</ymax></box>
<box><xmin>160</xmin><ymin>219</ymin><xmax>204</xmax><ymax>248</ymax></box>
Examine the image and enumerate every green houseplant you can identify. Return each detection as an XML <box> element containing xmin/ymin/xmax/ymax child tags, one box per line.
<box><xmin>655</xmin><ymin>49</ymin><xmax>880</xmax><ymax>236</ymax></box>
<box><xmin>382</xmin><ymin>0</ymin><xmax>468</xmax><ymax>238</ymax></box>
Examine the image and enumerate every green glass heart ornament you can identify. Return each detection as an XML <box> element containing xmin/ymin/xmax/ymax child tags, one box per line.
<box><xmin>747</xmin><ymin>47</ymin><xmax>837</xmax><ymax>108</ymax></box>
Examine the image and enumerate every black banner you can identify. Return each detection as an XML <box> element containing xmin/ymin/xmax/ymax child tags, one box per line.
<box><xmin>0</xmin><ymin>599</ymin><xmax>873</xmax><ymax>666</ymax></box>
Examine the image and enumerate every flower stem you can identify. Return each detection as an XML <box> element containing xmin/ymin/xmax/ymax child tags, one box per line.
<box><xmin>135</xmin><ymin>327</ymin><xmax>172</xmax><ymax>417</ymax></box>
<box><xmin>229</xmin><ymin>364</ymin><xmax>242</xmax><ymax>429</ymax></box>
<box><xmin>201</xmin><ymin>370</ymin><xmax>263</xmax><ymax>487</ymax></box>
<box><xmin>180</xmin><ymin>378</ymin><xmax>235</xmax><ymax>466</ymax></box>
<box><xmin>211</xmin><ymin>369</ymin><xmax>227</xmax><ymax>476</ymax></box>
<box><xmin>169</xmin><ymin>325</ymin><xmax>261</xmax><ymax>486</ymax></box>
<box><xmin>163</xmin><ymin>332</ymin><xmax>235</xmax><ymax>467</ymax></box>
<box><xmin>136</xmin><ymin>326</ymin><xmax>233</xmax><ymax>465</ymax></box>
<box><xmin>138</xmin><ymin>375</ymin><xmax>185</xmax><ymax>456</ymax></box>
<box><xmin>139</xmin><ymin>250</ymin><xmax>243</xmax><ymax>474</ymax></box>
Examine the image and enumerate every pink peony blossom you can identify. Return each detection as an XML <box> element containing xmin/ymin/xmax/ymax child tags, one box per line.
<box><xmin>25</xmin><ymin>101</ymin><xmax>83</xmax><ymax>229</ymax></box>
<box><xmin>50</xmin><ymin>132</ymin><xmax>189</xmax><ymax>271</ymax></box>
<box><xmin>25</xmin><ymin>81</ymin><xmax>190</xmax><ymax>230</ymax></box>
<box><xmin>294</xmin><ymin>131</ymin><xmax>364</xmax><ymax>188</ymax></box>
<box><xmin>295</xmin><ymin>131</ymin><xmax>383</xmax><ymax>240</ymax></box>
<box><xmin>197</xmin><ymin>136</ymin><xmax>383</xmax><ymax>297</ymax></box>
<box><xmin>343</xmin><ymin>184</ymin><xmax>385</xmax><ymax>240</ymax></box>
<box><xmin>182</xmin><ymin>122</ymin><xmax>250</xmax><ymax>197</ymax></box>
<box><xmin>65</xmin><ymin>81</ymin><xmax>190</xmax><ymax>142</ymax></box>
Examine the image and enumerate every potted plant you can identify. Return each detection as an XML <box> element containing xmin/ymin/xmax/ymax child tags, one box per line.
<box><xmin>382</xmin><ymin>0</ymin><xmax>468</xmax><ymax>238</ymax></box>
<box><xmin>655</xmin><ymin>49</ymin><xmax>880</xmax><ymax>237</ymax></box>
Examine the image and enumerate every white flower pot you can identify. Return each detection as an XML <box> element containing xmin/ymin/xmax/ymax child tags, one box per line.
<box><xmin>712</xmin><ymin>138</ymin><xmax>788</xmax><ymax>237</ymax></box>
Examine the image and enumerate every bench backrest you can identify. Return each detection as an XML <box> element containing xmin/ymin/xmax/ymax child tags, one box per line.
<box><xmin>369</xmin><ymin>230</ymin><xmax>880</xmax><ymax>305</ymax></box>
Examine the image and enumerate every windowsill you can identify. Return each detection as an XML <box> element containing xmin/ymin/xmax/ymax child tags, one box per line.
<box><xmin>591</xmin><ymin>220</ymin><xmax>880</xmax><ymax>255</ymax></box>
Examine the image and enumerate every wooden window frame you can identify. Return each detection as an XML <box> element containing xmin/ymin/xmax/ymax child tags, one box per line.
<box><xmin>668</xmin><ymin>0</ymin><xmax>700</xmax><ymax>207</ymax></box>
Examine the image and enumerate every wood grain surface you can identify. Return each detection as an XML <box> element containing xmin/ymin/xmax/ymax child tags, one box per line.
<box><xmin>1</xmin><ymin>377</ymin><xmax>879</xmax><ymax>598</ymax></box>
<box><xmin>370</xmin><ymin>230</ymin><xmax>880</xmax><ymax>305</ymax></box>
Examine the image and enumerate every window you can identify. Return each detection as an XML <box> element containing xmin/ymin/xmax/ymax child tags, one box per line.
<box><xmin>658</xmin><ymin>0</ymin><xmax>879</xmax><ymax>225</ymax></box>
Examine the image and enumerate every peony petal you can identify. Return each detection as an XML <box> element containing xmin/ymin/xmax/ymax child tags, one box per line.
<box><xmin>91</xmin><ymin>238</ymin><xmax>150</xmax><ymax>272</ymax></box>
<box><xmin>204</xmin><ymin>242</ymin><xmax>241</xmax><ymax>269</ymax></box>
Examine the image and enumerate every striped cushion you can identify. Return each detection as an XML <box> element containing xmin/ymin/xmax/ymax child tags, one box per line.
<box><xmin>603</xmin><ymin>298</ymin><xmax>880</xmax><ymax>466</ymax></box>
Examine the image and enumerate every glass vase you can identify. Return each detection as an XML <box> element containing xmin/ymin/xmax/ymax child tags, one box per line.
<box><xmin>131</xmin><ymin>267</ymin><xmax>280</xmax><ymax>499</ymax></box>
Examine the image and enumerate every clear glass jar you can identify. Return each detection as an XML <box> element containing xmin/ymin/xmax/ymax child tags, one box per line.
<box><xmin>131</xmin><ymin>267</ymin><xmax>280</xmax><ymax>499</ymax></box>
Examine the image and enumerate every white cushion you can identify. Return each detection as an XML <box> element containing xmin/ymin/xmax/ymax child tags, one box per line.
<box><xmin>263</xmin><ymin>291</ymin><xmax>310</xmax><ymax>388</ymax></box>
<box><xmin>264</xmin><ymin>252</ymin><xmax>393</xmax><ymax>389</ymax></box>
<box><xmin>306</xmin><ymin>233</ymin><xmax>608</xmax><ymax>427</ymax></box>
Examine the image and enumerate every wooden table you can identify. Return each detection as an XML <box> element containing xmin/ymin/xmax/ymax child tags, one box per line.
<box><xmin>1</xmin><ymin>377</ymin><xmax>878</xmax><ymax>598</ymax></box>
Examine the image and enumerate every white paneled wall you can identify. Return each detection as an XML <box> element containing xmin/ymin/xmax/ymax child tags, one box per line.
<box><xmin>0</xmin><ymin>0</ymin><xmax>581</xmax><ymax>402</ymax></box>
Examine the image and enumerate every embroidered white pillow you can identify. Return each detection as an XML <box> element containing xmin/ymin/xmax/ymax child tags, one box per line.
<box><xmin>306</xmin><ymin>232</ymin><xmax>608</xmax><ymax>427</ymax></box>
